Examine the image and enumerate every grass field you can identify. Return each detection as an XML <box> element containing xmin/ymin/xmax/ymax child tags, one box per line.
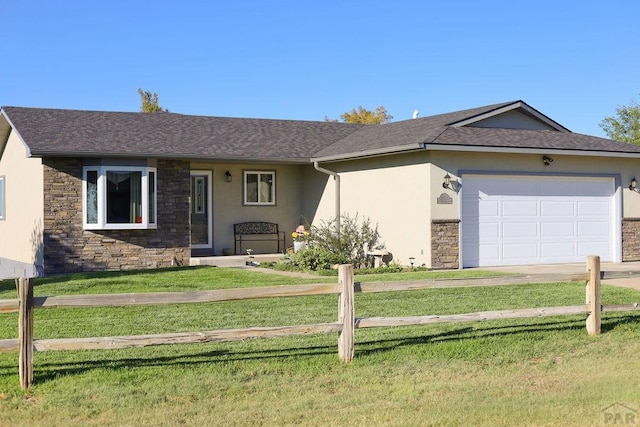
<box><xmin>1</xmin><ymin>266</ymin><xmax>640</xmax><ymax>426</ymax></box>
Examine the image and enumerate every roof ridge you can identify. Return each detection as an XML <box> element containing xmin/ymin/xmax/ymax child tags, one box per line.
<box><xmin>1</xmin><ymin>106</ymin><xmax>368</xmax><ymax>127</ymax></box>
<box><xmin>443</xmin><ymin>100</ymin><xmax>521</xmax><ymax>125</ymax></box>
<box><xmin>6</xmin><ymin>100</ymin><xmax>624</xmax><ymax>164</ymax></box>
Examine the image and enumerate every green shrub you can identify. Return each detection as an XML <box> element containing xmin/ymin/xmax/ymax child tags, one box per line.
<box><xmin>292</xmin><ymin>246</ymin><xmax>350</xmax><ymax>271</ymax></box>
<box><xmin>301</xmin><ymin>213</ymin><xmax>386</xmax><ymax>269</ymax></box>
<box><xmin>314</xmin><ymin>264</ymin><xmax>405</xmax><ymax>276</ymax></box>
<box><xmin>265</xmin><ymin>258</ymin><xmax>298</xmax><ymax>272</ymax></box>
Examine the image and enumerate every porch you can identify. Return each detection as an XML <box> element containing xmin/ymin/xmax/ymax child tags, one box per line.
<box><xmin>190</xmin><ymin>253</ymin><xmax>285</xmax><ymax>268</ymax></box>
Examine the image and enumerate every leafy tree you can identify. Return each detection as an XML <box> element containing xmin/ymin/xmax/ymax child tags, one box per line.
<box><xmin>138</xmin><ymin>88</ymin><xmax>169</xmax><ymax>113</ymax></box>
<box><xmin>325</xmin><ymin>106</ymin><xmax>393</xmax><ymax>124</ymax></box>
<box><xmin>600</xmin><ymin>99</ymin><xmax>640</xmax><ymax>144</ymax></box>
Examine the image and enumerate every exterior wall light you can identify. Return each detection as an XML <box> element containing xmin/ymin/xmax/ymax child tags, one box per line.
<box><xmin>630</xmin><ymin>177</ymin><xmax>638</xmax><ymax>192</ymax></box>
<box><xmin>543</xmin><ymin>155</ymin><xmax>554</xmax><ymax>166</ymax></box>
<box><xmin>442</xmin><ymin>173</ymin><xmax>452</xmax><ymax>189</ymax></box>
<box><xmin>442</xmin><ymin>174</ymin><xmax>460</xmax><ymax>193</ymax></box>
<box><xmin>225</xmin><ymin>171</ymin><xmax>232</xmax><ymax>183</ymax></box>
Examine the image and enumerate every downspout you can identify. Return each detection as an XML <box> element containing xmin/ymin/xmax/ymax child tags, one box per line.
<box><xmin>313</xmin><ymin>161</ymin><xmax>340</xmax><ymax>236</ymax></box>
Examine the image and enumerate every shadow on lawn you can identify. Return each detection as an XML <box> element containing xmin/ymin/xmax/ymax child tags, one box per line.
<box><xmin>2</xmin><ymin>314</ymin><xmax>638</xmax><ymax>386</ymax></box>
<box><xmin>354</xmin><ymin>318</ymin><xmax>586</xmax><ymax>357</ymax></box>
<box><xmin>0</xmin><ymin>279</ymin><xmax>17</xmax><ymax>296</ymax></box>
<box><xmin>27</xmin><ymin>344</ymin><xmax>336</xmax><ymax>385</ymax></box>
<box><xmin>355</xmin><ymin>313</ymin><xmax>640</xmax><ymax>358</ymax></box>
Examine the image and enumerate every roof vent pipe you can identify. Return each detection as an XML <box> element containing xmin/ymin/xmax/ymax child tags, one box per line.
<box><xmin>412</xmin><ymin>110</ymin><xmax>419</xmax><ymax>119</ymax></box>
<box><xmin>313</xmin><ymin>162</ymin><xmax>340</xmax><ymax>237</ymax></box>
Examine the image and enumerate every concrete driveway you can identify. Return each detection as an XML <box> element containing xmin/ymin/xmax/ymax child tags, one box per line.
<box><xmin>480</xmin><ymin>261</ymin><xmax>640</xmax><ymax>291</ymax></box>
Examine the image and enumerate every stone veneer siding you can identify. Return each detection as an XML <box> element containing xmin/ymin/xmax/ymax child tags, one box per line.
<box><xmin>623</xmin><ymin>218</ymin><xmax>640</xmax><ymax>262</ymax></box>
<box><xmin>43</xmin><ymin>158</ymin><xmax>190</xmax><ymax>274</ymax></box>
<box><xmin>431</xmin><ymin>219</ymin><xmax>460</xmax><ymax>270</ymax></box>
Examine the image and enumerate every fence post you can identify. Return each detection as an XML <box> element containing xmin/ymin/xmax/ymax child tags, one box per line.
<box><xmin>586</xmin><ymin>255</ymin><xmax>601</xmax><ymax>336</ymax></box>
<box><xmin>18</xmin><ymin>277</ymin><xmax>34</xmax><ymax>389</ymax></box>
<box><xmin>338</xmin><ymin>264</ymin><xmax>354</xmax><ymax>362</ymax></box>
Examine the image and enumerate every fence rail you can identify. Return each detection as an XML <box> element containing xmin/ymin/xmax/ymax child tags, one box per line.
<box><xmin>355</xmin><ymin>305</ymin><xmax>591</xmax><ymax>328</ymax></box>
<box><xmin>0</xmin><ymin>323</ymin><xmax>344</xmax><ymax>353</ymax></box>
<box><xmin>2</xmin><ymin>256</ymin><xmax>640</xmax><ymax>389</ymax></box>
<box><xmin>0</xmin><ymin>283</ymin><xmax>340</xmax><ymax>312</ymax></box>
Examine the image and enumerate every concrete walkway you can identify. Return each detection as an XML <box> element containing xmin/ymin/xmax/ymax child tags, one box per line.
<box><xmin>195</xmin><ymin>253</ymin><xmax>640</xmax><ymax>292</ymax></box>
<box><xmin>251</xmin><ymin>267</ymin><xmax>321</xmax><ymax>279</ymax></box>
<box><xmin>247</xmin><ymin>261</ymin><xmax>640</xmax><ymax>291</ymax></box>
<box><xmin>479</xmin><ymin>261</ymin><xmax>640</xmax><ymax>291</ymax></box>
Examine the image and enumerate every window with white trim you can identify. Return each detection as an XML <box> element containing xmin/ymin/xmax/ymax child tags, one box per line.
<box><xmin>244</xmin><ymin>171</ymin><xmax>275</xmax><ymax>205</ymax></box>
<box><xmin>0</xmin><ymin>176</ymin><xmax>5</xmax><ymax>220</ymax></box>
<box><xmin>83</xmin><ymin>166</ymin><xmax>157</xmax><ymax>229</ymax></box>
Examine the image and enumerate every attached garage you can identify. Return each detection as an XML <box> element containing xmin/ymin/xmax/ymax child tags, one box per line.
<box><xmin>461</xmin><ymin>174</ymin><xmax>620</xmax><ymax>267</ymax></box>
<box><xmin>313</xmin><ymin>100</ymin><xmax>640</xmax><ymax>269</ymax></box>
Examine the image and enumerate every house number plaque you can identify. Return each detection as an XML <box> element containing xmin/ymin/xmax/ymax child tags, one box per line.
<box><xmin>437</xmin><ymin>193</ymin><xmax>453</xmax><ymax>205</ymax></box>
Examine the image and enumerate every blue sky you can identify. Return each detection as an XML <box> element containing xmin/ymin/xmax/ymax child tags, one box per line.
<box><xmin>1</xmin><ymin>1</ymin><xmax>638</xmax><ymax>137</ymax></box>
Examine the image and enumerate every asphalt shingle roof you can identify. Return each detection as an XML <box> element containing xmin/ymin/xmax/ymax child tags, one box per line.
<box><xmin>1</xmin><ymin>107</ymin><xmax>364</xmax><ymax>162</ymax></box>
<box><xmin>312</xmin><ymin>102</ymin><xmax>640</xmax><ymax>160</ymax></box>
<box><xmin>433</xmin><ymin>126</ymin><xmax>640</xmax><ymax>153</ymax></box>
<box><xmin>3</xmin><ymin>101</ymin><xmax>640</xmax><ymax>162</ymax></box>
<box><xmin>311</xmin><ymin>101</ymin><xmax>518</xmax><ymax>159</ymax></box>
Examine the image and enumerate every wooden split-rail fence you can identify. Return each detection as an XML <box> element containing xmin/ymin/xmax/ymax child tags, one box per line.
<box><xmin>2</xmin><ymin>255</ymin><xmax>640</xmax><ymax>389</ymax></box>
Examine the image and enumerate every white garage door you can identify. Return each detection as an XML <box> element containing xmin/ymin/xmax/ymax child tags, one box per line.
<box><xmin>461</xmin><ymin>174</ymin><xmax>617</xmax><ymax>267</ymax></box>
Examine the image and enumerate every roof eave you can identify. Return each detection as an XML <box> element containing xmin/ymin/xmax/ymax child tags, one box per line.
<box><xmin>311</xmin><ymin>143</ymin><xmax>424</xmax><ymax>163</ymax></box>
<box><xmin>29</xmin><ymin>150</ymin><xmax>311</xmax><ymax>164</ymax></box>
<box><xmin>422</xmin><ymin>143</ymin><xmax>640</xmax><ymax>159</ymax></box>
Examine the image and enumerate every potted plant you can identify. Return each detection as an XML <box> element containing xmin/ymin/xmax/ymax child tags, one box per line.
<box><xmin>291</xmin><ymin>225</ymin><xmax>310</xmax><ymax>252</ymax></box>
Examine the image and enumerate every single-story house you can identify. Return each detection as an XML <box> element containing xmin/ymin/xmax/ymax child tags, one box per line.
<box><xmin>2</xmin><ymin>100</ymin><xmax>640</xmax><ymax>275</ymax></box>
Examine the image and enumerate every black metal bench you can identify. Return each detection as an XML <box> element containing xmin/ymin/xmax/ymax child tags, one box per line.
<box><xmin>234</xmin><ymin>222</ymin><xmax>285</xmax><ymax>255</ymax></box>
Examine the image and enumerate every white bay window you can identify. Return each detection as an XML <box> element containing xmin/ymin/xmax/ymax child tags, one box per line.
<box><xmin>83</xmin><ymin>166</ymin><xmax>157</xmax><ymax>229</ymax></box>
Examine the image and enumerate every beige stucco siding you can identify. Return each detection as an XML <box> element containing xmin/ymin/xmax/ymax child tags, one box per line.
<box><xmin>309</xmin><ymin>152</ymin><xmax>431</xmax><ymax>267</ymax></box>
<box><xmin>430</xmin><ymin>150</ymin><xmax>640</xmax><ymax>266</ymax></box>
<box><xmin>310</xmin><ymin>149</ymin><xmax>640</xmax><ymax>268</ymax></box>
<box><xmin>430</xmin><ymin>151</ymin><xmax>640</xmax><ymax>219</ymax></box>
<box><xmin>471</xmin><ymin>110</ymin><xmax>557</xmax><ymax>130</ymax></box>
<box><xmin>0</xmin><ymin>130</ymin><xmax>43</xmax><ymax>269</ymax></box>
<box><xmin>191</xmin><ymin>162</ymin><xmax>304</xmax><ymax>254</ymax></box>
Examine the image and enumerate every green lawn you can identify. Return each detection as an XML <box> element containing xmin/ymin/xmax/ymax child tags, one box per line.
<box><xmin>1</xmin><ymin>266</ymin><xmax>640</xmax><ymax>426</ymax></box>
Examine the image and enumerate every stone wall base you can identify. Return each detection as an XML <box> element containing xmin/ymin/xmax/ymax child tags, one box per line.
<box><xmin>431</xmin><ymin>219</ymin><xmax>460</xmax><ymax>270</ymax></box>
<box><xmin>43</xmin><ymin>158</ymin><xmax>190</xmax><ymax>274</ymax></box>
<box><xmin>430</xmin><ymin>218</ymin><xmax>639</xmax><ymax>267</ymax></box>
<box><xmin>623</xmin><ymin>218</ymin><xmax>640</xmax><ymax>262</ymax></box>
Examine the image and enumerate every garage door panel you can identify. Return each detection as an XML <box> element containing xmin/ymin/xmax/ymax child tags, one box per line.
<box><xmin>478</xmin><ymin>200</ymin><xmax>499</xmax><ymax>216</ymax></box>
<box><xmin>462</xmin><ymin>175</ymin><xmax>615</xmax><ymax>267</ymax></box>
<box><xmin>577</xmin><ymin>201</ymin><xmax>610</xmax><ymax>216</ymax></box>
<box><xmin>541</xmin><ymin>201</ymin><xmax>574</xmax><ymax>216</ymax></box>
<box><xmin>478</xmin><ymin>223</ymin><xmax>499</xmax><ymax>239</ymax></box>
<box><xmin>477</xmin><ymin>244</ymin><xmax>499</xmax><ymax>261</ymax></box>
<box><xmin>503</xmin><ymin>222</ymin><xmax>538</xmax><ymax>238</ymax></box>
<box><xmin>577</xmin><ymin>221</ymin><xmax>610</xmax><ymax>236</ymax></box>
<box><xmin>503</xmin><ymin>200</ymin><xmax>537</xmax><ymax>216</ymax></box>
<box><xmin>578</xmin><ymin>241</ymin><xmax>610</xmax><ymax>256</ymax></box>
<box><xmin>502</xmin><ymin>243</ymin><xmax>537</xmax><ymax>259</ymax></box>
<box><xmin>541</xmin><ymin>242</ymin><xmax>575</xmax><ymax>257</ymax></box>
<box><xmin>542</xmin><ymin>222</ymin><xmax>575</xmax><ymax>237</ymax></box>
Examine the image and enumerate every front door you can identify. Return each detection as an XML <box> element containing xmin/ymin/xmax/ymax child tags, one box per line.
<box><xmin>190</xmin><ymin>171</ymin><xmax>212</xmax><ymax>249</ymax></box>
